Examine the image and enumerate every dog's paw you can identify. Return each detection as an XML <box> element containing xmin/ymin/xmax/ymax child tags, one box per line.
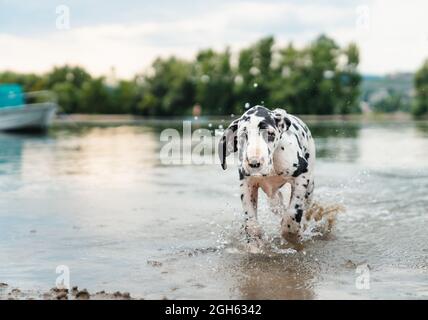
<box><xmin>281</xmin><ymin>215</ymin><xmax>301</xmax><ymax>244</ymax></box>
<box><xmin>243</xmin><ymin>235</ymin><xmax>265</xmax><ymax>254</ymax></box>
<box><xmin>245</xmin><ymin>219</ymin><xmax>263</xmax><ymax>238</ymax></box>
<box><xmin>245</xmin><ymin>241</ymin><xmax>264</xmax><ymax>254</ymax></box>
<box><xmin>241</xmin><ymin>221</ymin><xmax>265</xmax><ymax>253</ymax></box>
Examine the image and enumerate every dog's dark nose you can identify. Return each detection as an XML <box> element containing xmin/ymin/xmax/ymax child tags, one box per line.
<box><xmin>248</xmin><ymin>159</ymin><xmax>261</xmax><ymax>168</ymax></box>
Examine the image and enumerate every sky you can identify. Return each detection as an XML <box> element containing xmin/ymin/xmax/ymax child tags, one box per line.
<box><xmin>1</xmin><ymin>0</ymin><xmax>428</xmax><ymax>78</ymax></box>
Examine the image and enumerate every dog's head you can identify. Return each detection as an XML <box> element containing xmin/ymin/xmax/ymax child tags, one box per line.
<box><xmin>219</xmin><ymin>105</ymin><xmax>291</xmax><ymax>175</ymax></box>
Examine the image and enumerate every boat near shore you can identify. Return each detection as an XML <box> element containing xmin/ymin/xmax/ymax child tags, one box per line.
<box><xmin>0</xmin><ymin>84</ymin><xmax>57</xmax><ymax>131</ymax></box>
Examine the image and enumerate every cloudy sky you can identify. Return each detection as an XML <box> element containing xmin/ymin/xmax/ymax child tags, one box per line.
<box><xmin>1</xmin><ymin>0</ymin><xmax>428</xmax><ymax>78</ymax></box>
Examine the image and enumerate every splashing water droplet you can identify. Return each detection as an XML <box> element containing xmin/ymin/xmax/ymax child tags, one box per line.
<box><xmin>194</xmin><ymin>116</ymin><xmax>198</xmax><ymax>120</ymax></box>
<box><xmin>208</xmin><ymin>123</ymin><xmax>212</xmax><ymax>128</ymax></box>
<box><xmin>253</xmin><ymin>83</ymin><xmax>258</xmax><ymax>88</ymax></box>
<box><xmin>218</xmin><ymin>124</ymin><xmax>224</xmax><ymax>129</ymax></box>
<box><xmin>245</xmin><ymin>103</ymin><xmax>250</xmax><ymax>109</ymax></box>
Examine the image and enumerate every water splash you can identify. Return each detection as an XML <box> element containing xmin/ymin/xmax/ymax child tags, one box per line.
<box><xmin>300</xmin><ymin>202</ymin><xmax>345</xmax><ymax>242</ymax></box>
<box><xmin>218</xmin><ymin>201</ymin><xmax>345</xmax><ymax>255</ymax></box>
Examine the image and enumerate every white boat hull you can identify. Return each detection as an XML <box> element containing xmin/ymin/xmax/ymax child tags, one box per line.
<box><xmin>0</xmin><ymin>103</ymin><xmax>57</xmax><ymax>131</ymax></box>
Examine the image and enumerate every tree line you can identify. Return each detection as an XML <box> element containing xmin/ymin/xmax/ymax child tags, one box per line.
<box><xmin>1</xmin><ymin>34</ymin><xmax>427</xmax><ymax>117</ymax></box>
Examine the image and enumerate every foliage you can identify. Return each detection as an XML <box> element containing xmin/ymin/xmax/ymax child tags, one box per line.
<box><xmin>0</xmin><ymin>35</ymin><xmax>363</xmax><ymax>116</ymax></box>
<box><xmin>413</xmin><ymin>59</ymin><xmax>428</xmax><ymax>116</ymax></box>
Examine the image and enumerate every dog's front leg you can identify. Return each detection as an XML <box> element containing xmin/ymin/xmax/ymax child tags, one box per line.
<box><xmin>281</xmin><ymin>176</ymin><xmax>313</xmax><ymax>242</ymax></box>
<box><xmin>240</xmin><ymin>176</ymin><xmax>263</xmax><ymax>246</ymax></box>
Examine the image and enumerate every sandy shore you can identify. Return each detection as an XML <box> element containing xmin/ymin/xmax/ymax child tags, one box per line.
<box><xmin>0</xmin><ymin>283</ymin><xmax>139</xmax><ymax>300</ymax></box>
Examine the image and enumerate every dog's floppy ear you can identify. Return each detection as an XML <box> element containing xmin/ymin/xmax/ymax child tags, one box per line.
<box><xmin>218</xmin><ymin>118</ymin><xmax>240</xmax><ymax>170</ymax></box>
<box><xmin>272</xmin><ymin>108</ymin><xmax>291</xmax><ymax>132</ymax></box>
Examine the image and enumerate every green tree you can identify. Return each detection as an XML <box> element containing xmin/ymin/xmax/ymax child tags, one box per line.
<box><xmin>413</xmin><ymin>59</ymin><xmax>428</xmax><ymax>116</ymax></box>
<box><xmin>78</xmin><ymin>78</ymin><xmax>112</xmax><ymax>114</ymax></box>
<box><xmin>193</xmin><ymin>48</ymin><xmax>235</xmax><ymax>115</ymax></box>
<box><xmin>334</xmin><ymin>43</ymin><xmax>361</xmax><ymax>114</ymax></box>
<box><xmin>139</xmin><ymin>57</ymin><xmax>195</xmax><ymax>116</ymax></box>
<box><xmin>0</xmin><ymin>71</ymin><xmax>46</xmax><ymax>92</ymax></box>
<box><xmin>45</xmin><ymin>65</ymin><xmax>92</xmax><ymax>113</ymax></box>
<box><xmin>270</xmin><ymin>35</ymin><xmax>361</xmax><ymax>115</ymax></box>
<box><xmin>371</xmin><ymin>90</ymin><xmax>406</xmax><ymax>113</ymax></box>
<box><xmin>110</xmin><ymin>80</ymin><xmax>141</xmax><ymax>114</ymax></box>
<box><xmin>234</xmin><ymin>36</ymin><xmax>275</xmax><ymax>112</ymax></box>
<box><xmin>46</xmin><ymin>65</ymin><xmax>91</xmax><ymax>88</ymax></box>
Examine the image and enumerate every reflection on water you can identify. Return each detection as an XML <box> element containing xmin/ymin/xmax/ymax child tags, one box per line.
<box><xmin>230</xmin><ymin>254</ymin><xmax>317</xmax><ymax>300</ymax></box>
<box><xmin>0</xmin><ymin>120</ymin><xmax>427</xmax><ymax>299</ymax></box>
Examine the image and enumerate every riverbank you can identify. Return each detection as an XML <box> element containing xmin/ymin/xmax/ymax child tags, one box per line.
<box><xmin>53</xmin><ymin>112</ymin><xmax>421</xmax><ymax>126</ymax></box>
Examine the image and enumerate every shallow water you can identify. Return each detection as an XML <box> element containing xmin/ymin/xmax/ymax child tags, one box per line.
<box><xmin>0</xmin><ymin>119</ymin><xmax>427</xmax><ymax>299</ymax></box>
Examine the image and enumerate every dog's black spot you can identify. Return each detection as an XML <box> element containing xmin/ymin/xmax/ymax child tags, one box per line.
<box><xmin>305</xmin><ymin>152</ymin><xmax>310</xmax><ymax>160</ymax></box>
<box><xmin>240</xmin><ymin>194</ymin><xmax>244</xmax><ymax>201</ymax></box>
<box><xmin>281</xmin><ymin>146</ymin><xmax>285</xmax><ymax>151</ymax></box>
<box><xmin>294</xmin><ymin>133</ymin><xmax>302</xmax><ymax>150</ymax></box>
<box><xmin>253</xmin><ymin>107</ymin><xmax>276</xmax><ymax>128</ymax></box>
<box><xmin>292</xmin><ymin>152</ymin><xmax>308</xmax><ymax>177</ymax></box>
<box><xmin>284</xmin><ymin>117</ymin><xmax>291</xmax><ymax>130</ymax></box>
<box><xmin>292</xmin><ymin>116</ymin><xmax>309</xmax><ymax>133</ymax></box>
<box><xmin>258</xmin><ymin>121</ymin><xmax>270</xmax><ymax>130</ymax></box>
<box><xmin>292</xmin><ymin>123</ymin><xmax>299</xmax><ymax>131</ymax></box>
<box><xmin>238</xmin><ymin>168</ymin><xmax>245</xmax><ymax>180</ymax></box>
<box><xmin>246</xmin><ymin>108</ymin><xmax>256</xmax><ymax>115</ymax></box>
<box><xmin>233</xmin><ymin>136</ymin><xmax>238</xmax><ymax>152</ymax></box>
<box><xmin>295</xmin><ymin>209</ymin><xmax>303</xmax><ymax>223</ymax></box>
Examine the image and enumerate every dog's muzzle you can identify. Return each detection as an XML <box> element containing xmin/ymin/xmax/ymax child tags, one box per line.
<box><xmin>248</xmin><ymin>157</ymin><xmax>262</xmax><ymax>168</ymax></box>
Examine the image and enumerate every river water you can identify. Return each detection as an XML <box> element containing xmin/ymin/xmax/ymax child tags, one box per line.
<box><xmin>0</xmin><ymin>119</ymin><xmax>427</xmax><ymax>299</ymax></box>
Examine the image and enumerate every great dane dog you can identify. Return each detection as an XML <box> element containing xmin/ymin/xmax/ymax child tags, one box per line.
<box><xmin>219</xmin><ymin>105</ymin><xmax>315</xmax><ymax>246</ymax></box>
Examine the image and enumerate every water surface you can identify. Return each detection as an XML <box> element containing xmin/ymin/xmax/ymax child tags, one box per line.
<box><xmin>0</xmin><ymin>119</ymin><xmax>427</xmax><ymax>299</ymax></box>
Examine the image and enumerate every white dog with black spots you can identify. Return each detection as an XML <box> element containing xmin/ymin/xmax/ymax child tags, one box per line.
<box><xmin>219</xmin><ymin>105</ymin><xmax>315</xmax><ymax>247</ymax></box>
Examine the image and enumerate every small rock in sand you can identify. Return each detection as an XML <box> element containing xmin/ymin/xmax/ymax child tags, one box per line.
<box><xmin>147</xmin><ymin>260</ymin><xmax>163</xmax><ymax>267</ymax></box>
<box><xmin>76</xmin><ymin>289</ymin><xmax>90</xmax><ymax>300</ymax></box>
<box><xmin>344</xmin><ymin>260</ymin><xmax>357</xmax><ymax>269</ymax></box>
<box><xmin>0</xmin><ymin>283</ymin><xmax>8</xmax><ymax>288</ymax></box>
<box><xmin>112</xmin><ymin>291</ymin><xmax>131</xmax><ymax>299</ymax></box>
<box><xmin>56</xmin><ymin>291</ymin><xmax>68</xmax><ymax>300</ymax></box>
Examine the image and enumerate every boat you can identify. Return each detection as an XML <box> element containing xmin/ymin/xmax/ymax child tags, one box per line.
<box><xmin>0</xmin><ymin>84</ymin><xmax>57</xmax><ymax>131</ymax></box>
